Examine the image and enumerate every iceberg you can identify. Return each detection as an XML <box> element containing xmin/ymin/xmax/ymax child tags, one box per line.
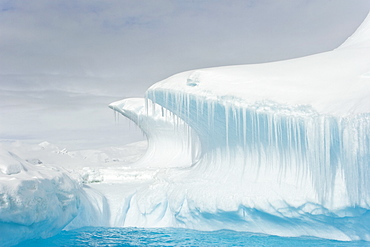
<box><xmin>2</xmin><ymin>11</ymin><xmax>370</xmax><ymax>246</ymax></box>
<box><xmin>0</xmin><ymin>145</ymin><xmax>80</xmax><ymax>246</ymax></box>
<box><xmin>108</xmin><ymin>12</ymin><xmax>370</xmax><ymax>240</ymax></box>
<box><xmin>0</xmin><ymin>142</ymin><xmax>110</xmax><ymax>246</ymax></box>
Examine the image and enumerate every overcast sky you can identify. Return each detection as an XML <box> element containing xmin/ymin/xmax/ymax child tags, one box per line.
<box><xmin>1</xmin><ymin>0</ymin><xmax>369</xmax><ymax>150</ymax></box>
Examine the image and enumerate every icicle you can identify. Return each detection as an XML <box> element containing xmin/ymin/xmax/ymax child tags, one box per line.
<box><xmin>145</xmin><ymin>97</ymin><xmax>149</xmax><ymax>116</ymax></box>
<box><xmin>242</xmin><ymin>107</ymin><xmax>247</xmax><ymax>153</ymax></box>
<box><xmin>143</xmin><ymin>78</ymin><xmax>370</xmax><ymax>210</ymax></box>
<box><xmin>152</xmin><ymin>100</ymin><xmax>155</xmax><ymax>116</ymax></box>
<box><xmin>225</xmin><ymin>103</ymin><xmax>229</xmax><ymax>154</ymax></box>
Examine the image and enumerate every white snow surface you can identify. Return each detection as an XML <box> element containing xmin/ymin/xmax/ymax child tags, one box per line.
<box><xmin>2</xmin><ymin>12</ymin><xmax>370</xmax><ymax>246</ymax></box>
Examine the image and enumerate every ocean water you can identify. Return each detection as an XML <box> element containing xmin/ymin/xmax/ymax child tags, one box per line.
<box><xmin>15</xmin><ymin>227</ymin><xmax>370</xmax><ymax>247</ymax></box>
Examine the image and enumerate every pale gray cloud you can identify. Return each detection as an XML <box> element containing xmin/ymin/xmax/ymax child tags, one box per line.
<box><xmin>0</xmin><ymin>0</ymin><xmax>369</xmax><ymax>149</ymax></box>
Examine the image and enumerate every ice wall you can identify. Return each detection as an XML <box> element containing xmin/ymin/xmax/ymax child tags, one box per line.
<box><xmin>109</xmin><ymin>12</ymin><xmax>370</xmax><ymax>240</ymax></box>
<box><xmin>145</xmin><ymin>89</ymin><xmax>370</xmax><ymax>208</ymax></box>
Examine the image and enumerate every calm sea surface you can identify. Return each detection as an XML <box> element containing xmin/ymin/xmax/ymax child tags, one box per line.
<box><xmin>15</xmin><ymin>227</ymin><xmax>370</xmax><ymax>247</ymax></box>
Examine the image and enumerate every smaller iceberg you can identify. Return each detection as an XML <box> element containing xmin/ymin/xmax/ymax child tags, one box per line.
<box><xmin>0</xmin><ymin>146</ymin><xmax>79</xmax><ymax>246</ymax></box>
<box><xmin>0</xmin><ymin>143</ymin><xmax>109</xmax><ymax>246</ymax></box>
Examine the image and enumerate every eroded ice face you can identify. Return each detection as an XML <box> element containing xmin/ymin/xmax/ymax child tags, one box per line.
<box><xmin>106</xmin><ymin>12</ymin><xmax>370</xmax><ymax>241</ymax></box>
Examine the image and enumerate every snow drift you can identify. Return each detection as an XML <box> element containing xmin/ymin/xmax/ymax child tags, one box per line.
<box><xmin>109</xmin><ymin>12</ymin><xmax>370</xmax><ymax>240</ymax></box>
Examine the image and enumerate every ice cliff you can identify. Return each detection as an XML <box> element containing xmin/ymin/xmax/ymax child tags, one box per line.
<box><xmin>109</xmin><ymin>12</ymin><xmax>370</xmax><ymax>240</ymax></box>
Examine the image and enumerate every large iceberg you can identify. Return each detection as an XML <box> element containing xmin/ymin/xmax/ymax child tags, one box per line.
<box><xmin>108</xmin><ymin>12</ymin><xmax>370</xmax><ymax>240</ymax></box>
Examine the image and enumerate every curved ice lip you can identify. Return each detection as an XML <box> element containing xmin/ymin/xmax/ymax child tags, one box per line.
<box><xmin>109</xmin><ymin>98</ymin><xmax>200</xmax><ymax>168</ymax></box>
<box><xmin>109</xmin><ymin>98</ymin><xmax>144</xmax><ymax>125</ymax></box>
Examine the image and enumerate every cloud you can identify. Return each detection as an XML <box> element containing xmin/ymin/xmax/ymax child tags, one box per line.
<box><xmin>1</xmin><ymin>0</ymin><xmax>369</xmax><ymax>76</ymax></box>
<box><xmin>0</xmin><ymin>0</ymin><xmax>369</xmax><ymax>149</ymax></box>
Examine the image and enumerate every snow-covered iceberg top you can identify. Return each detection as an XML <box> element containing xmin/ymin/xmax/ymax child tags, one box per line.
<box><xmin>147</xmin><ymin>44</ymin><xmax>370</xmax><ymax>117</ymax></box>
<box><xmin>147</xmin><ymin>13</ymin><xmax>370</xmax><ymax>117</ymax></box>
